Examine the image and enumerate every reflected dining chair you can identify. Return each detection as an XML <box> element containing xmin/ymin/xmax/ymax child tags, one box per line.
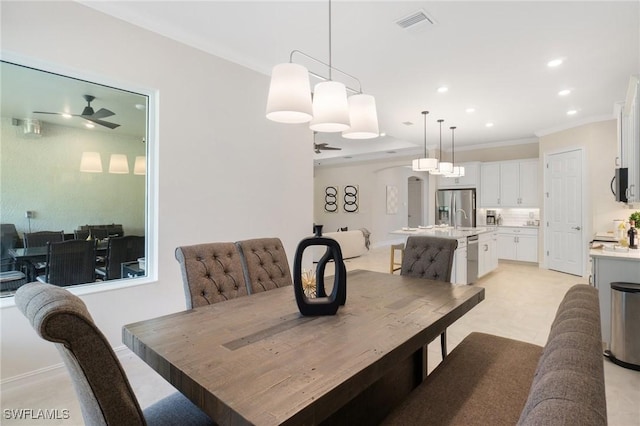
<box><xmin>401</xmin><ymin>235</ymin><xmax>458</xmax><ymax>360</ymax></box>
<box><xmin>1</xmin><ymin>223</ymin><xmax>22</xmax><ymax>272</ymax></box>
<box><xmin>236</xmin><ymin>237</ymin><xmax>293</xmax><ymax>294</ymax></box>
<box><xmin>23</xmin><ymin>230</ymin><xmax>65</xmax><ymax>278</ymax></box>
<box><xmin>15</xmin><ymin>282</ymin><xmax>214</xmax><ymax>426</ymax></box>
<box><xmin>24</xmin><ymin>231</ymin><xmax>65</xmax><ymax>248</ymax></box>
<box><xmin>175</xmin><ymin>242</ymin><xmax>249</xmax><ymax>309</ymax></box>
<box><xmin>37</xmin><ymin>240</ymin><xmax>96</xmax><ymax>287</ymax></box>
<box><xmin>96</xmin><ymin>236</ymin><xmax>145</xmax><ymax>281</ymax></box>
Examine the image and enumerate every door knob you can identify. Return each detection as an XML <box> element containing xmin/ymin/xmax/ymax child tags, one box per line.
<box><xmin>572</xmin><ymin>226</ymin><xmax>581</xmax><ymax>231</ymax></box>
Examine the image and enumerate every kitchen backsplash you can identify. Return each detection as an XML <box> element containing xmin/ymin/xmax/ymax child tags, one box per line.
<box><xmin>478</xmin><ymin>208</ymin><xmax>540</xmax><ymax>226</ymax></box>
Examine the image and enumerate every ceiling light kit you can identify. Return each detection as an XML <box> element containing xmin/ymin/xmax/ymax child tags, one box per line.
<box><xmin>265</xmin><ymin>0</ymin><xmax>379</xmax><ymax>140</ymax></box>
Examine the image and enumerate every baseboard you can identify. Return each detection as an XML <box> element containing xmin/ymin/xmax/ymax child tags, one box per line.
<box><xmin>1</xmin><ymin>345</ymin><xmax>132</xmax><ymax>389</ymax></box>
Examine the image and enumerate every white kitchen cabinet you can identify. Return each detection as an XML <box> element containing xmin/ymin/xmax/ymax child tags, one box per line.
<box><xmin>619</xmin><ymin>76</ymin><xmax>639</xmax><ymax>204</ymax></box>
<box><xmin>497</xmin><ymin>227</ymin><xmax>538</xmax><ymax>262</ymax></box>
<box><xmin>438</xmin><ymin>162</ymin><xmax>480</xmax><ymax>189</ymax></box>
<box><xmin>478</xmin><ymin>231</ymin><xmax>498</xmax><ymax>278</ymax></box>
<box><xmin>480</xmin><ymin>160</ymin><xmax>538</xmax><ymax>207</ymax></box>
<box><xmin>480</xmin><ymin>162</ymin><xmax>501</xmax><ymax>206</ymax></box>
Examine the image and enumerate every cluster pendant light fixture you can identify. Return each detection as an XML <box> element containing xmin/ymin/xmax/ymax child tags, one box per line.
<box><xmin>412</xmin><ymin>111</ymin><xmax>438</xmax><ymax>171</ymax></box>
<box><xmin>265</xmin><ymin>0</ymin><xmax>379</xmax><ymax>139</ymax></box>
<box><xmin>412</xmin><ymin>115</ymin><xmax>465</xmax><ymax>177</ymax></box>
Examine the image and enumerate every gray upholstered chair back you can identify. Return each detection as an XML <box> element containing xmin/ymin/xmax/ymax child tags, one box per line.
<box><xmin>175</xmin><ymin>242</ymin><xmax>249</xmax><ymax>308</ymax></box>
<box><xmin>236</xmin><ymin>237</ymin><xmax>293</xmax><ymax>293</ymax></box>
<box><xmin>401</xmin><ymin>236</ymin><xmax>458</xmax><ymax>282</ymax></box>
<box><xmin>15</xmin><ymin>282</ymin><xmax>146</xmax><ymax>426</ymax></box>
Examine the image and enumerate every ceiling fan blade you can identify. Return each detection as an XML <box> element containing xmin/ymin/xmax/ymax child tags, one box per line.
<box><xmin>90</xmin><ymin>108</ymin><xmax>115</xmax><ymax>119</ymax></box>
<box><xmin>33</xmin><ymin>111</ymin><xmax>63</xmax><ymax>115</ymax></box>
<box><xmin>84</xmin><ymin>117</ymin><xmax>121</xmax><ymax>129</ymax></box>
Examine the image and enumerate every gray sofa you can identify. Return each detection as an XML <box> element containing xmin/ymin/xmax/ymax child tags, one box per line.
<box><xmin>382</xmin><ymin>284</ymin><xmax>607</xmax><ymax>425</ymax></box>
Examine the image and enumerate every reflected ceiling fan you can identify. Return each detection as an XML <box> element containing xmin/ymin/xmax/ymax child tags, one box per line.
<box><xmin>34</xmin><ymin>95</ymin><xmax>121</xmax><ymax>129</ymax></box>
<box><xmin>313</xmin><ymin>132</ymin><xmax>342</xmax><ymax>154</ymax></box>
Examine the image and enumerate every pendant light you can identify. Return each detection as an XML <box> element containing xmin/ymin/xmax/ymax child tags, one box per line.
<box><xmin>446</xmin><ymin>126</ymin><xmax>465</xmax><ymax>178</ymax></box>
<box><xmin>430</xmin><ymin>119</ymin><xmax>452</xmax><ymax>175</ymax></box>
<box><xmin>342</xmin><ymin>93</ymin><xmax>379</xmax><ymax>139</ymax></box>
<box><xmin>265</xmin><ymin>63</ymin><xmax>313</xmax><ymax>124</ymax></box>
<box><xmin>80</xmin><ymin>152</ymin><xmax>103</xmax><ymax>173</ymax></box>
<box><xmin>412</xmin><ymin>111</ymin><xmax>438</xmax><ymax>171</ymax></box>
<box><xmin>309</xmin><ymin>0</ymin><xmax>350</xmax><ymax>132</ymax></box>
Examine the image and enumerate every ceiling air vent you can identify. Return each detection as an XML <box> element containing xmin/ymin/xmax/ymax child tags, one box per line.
<box><xmin>395</xmin><ymin>10</ymin><xmax>437</xmax><ymax>29</ymax></box>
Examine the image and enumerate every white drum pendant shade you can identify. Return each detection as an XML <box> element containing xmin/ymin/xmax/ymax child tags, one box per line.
<box><xmin>439</xmin><ymin>161</ymin><xmax>454</xmax><ymax>175</ymax></box>
<box><xmin>342</xmin><ymin>94</ymin><xmax>379</xmax><ymax>139</ymax></box>
<box><xmin>109</xmin><ymin>154</ymin><xmax>129</xmax><ymax>174</ymax></box>
<box><xmin>412</xmin><ymin>158</ymin><xmax>438</xmax><ymax>172</ymax></box>
<box><xmin>265</xmin><ymin>63</ymin><xmax>313</xmax><ymax>124</ymax></box>
<box><xmin>310</xmin><ymin>81</ymin><xmax>350</xmax><ymax>132</ymax></box>
<box><xmin>451</xmin><ymin>166</ymin><xmax>465</xmax><ymax>177</ymax></box>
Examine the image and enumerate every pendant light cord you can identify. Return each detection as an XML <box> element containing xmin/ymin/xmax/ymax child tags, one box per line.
<box><xmin>422</xmin><ymin>111</ymin><xmax>429</xmax><ymax>158</ymax></box>
<box><xmin>437</xmin><ymin>119</ymin><xmax>444</xmax><ymax>161</ymax></box>
<box><xmin>328</xmin><ymin>0</ymin><xmax>332</xmax><ymax>80</ymax></box>
<box><xmin>450</xmin><ymin>126</ymin><xmax>456</xmax><ymax>165</ymax></box>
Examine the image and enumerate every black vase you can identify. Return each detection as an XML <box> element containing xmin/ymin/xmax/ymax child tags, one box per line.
<box><xmin>293</xmin><ymin>236</ymin><xmax>346</xmax><ymax>316</ymax></box>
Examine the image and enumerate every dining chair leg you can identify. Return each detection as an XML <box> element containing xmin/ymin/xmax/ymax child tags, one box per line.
<box><xmin>440</xmin><ymin>330</ymin><xmax>447</xmax><ymax>359</ymax></box>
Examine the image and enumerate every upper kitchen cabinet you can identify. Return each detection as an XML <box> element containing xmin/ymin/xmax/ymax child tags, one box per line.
<box><xmin>619</xmin><ymin>76</ymin><xmax>639</xmax><ymax>204</ymax></box>
<box><xmin>438</xmin><ymin>162</ymin><xmax>480</xmax><ymax>189</ymax></box>
<box><xmin>480</xmin><ymin>159</ymin><xmax>539</xmax><ymax>207</ymax></box>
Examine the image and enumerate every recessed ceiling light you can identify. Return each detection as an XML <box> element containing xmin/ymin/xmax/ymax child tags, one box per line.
<box><xmin>567</xmin><ymin>109</ymin><xmax>578</xmax><ymax>115</ymax></box>
<box><xmin>547</xmin><ymin>58</ymin><xmax>563</xmax><ymax>67</ymax></box>
<box><xmin>344</xmin><ymin>156</ymin><xmax>352</xmax><ymax>159</ymax></box>
<box><xmin>85</xmin><ymin>122</ymin><xmax>95</xmax><ymax>129</ymax></box>
<box><xmin>437</xmin><ymin>86</ymin><xmax>448</xmax><ymax>93</ymax></box>
<box><xmin>402</xmin><ymin>121</ymin><xmax>414</xmax><ymax>126</ymax></box>
<box><xmin>135</xmin><ymin>103</ymin><xmax>146</xmax><ymax>110</ymax></box>
<box><xmin>61</xmin><ymin>113</ymin><xmax>72</xmax><ymax>119</ymax></box>
<box><xmin>465</xmin><ymin>108</ymin><xmax>476</xmax><ymax>113</ymax></box>
<box><xmin>379</xmin><ymin>132</ymin><xmax>386</xmax><ymax>137</ymax></box>
<box><xmin>485</xmin><ymin>122</ymin><xmax>494</xmax><ymax>128</ymax></box>
<box><xmin>558</xmin><ymin>89</ymin><xmax>571</xmax><ymax>96</ymax></box>
<box><xmin>386</xmin><ymin>151</ymin><xmax>397</xmax><ymax>154</ymax></box>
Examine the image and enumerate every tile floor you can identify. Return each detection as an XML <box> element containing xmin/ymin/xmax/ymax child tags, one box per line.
<box><xmin>1</xmin><ymin>246</ymin><xmax>639</xmax><ymax>425</ymax></box>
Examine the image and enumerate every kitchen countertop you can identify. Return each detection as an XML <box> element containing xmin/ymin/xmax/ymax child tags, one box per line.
<box><xmin>391</xmin><ymin>226</ymin><xmax>496</xmax><ymax>239</ymax></box>
<box><xmin>590</xmin><ymin>247</ymin><xmax>640</xmax><ymax>261</ymax></box>
<box><xmin>496</xmin><ymin>225</ymin><xmax>540</xmax><ymax>229</ymax></box>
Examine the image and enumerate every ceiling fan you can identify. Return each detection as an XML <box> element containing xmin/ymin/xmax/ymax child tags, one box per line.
<box><xmin>313</xmin><ymin>131</ymin><xmax>341</xmax><ymax>154</ymax></box>
<box><xmin>314</xmin><ymin>142</ymin><xmax>342</xmax><ymax>154</ymax></box>
<box><xmin>34</xmin><ymin>95</ymin><xmax>121</xmax><ymax>129</ymax></box>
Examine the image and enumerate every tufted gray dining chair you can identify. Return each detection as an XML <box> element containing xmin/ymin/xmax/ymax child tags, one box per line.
<box><xmin>236</xmin><ymin>237</ymin><xmax>293</xmax><ymax>293</ymax></box>
<box><xmin>175</xmin><ymin>242</ymin><xmax>249</xmax><ymax>309</ymax></box>
<box><xmin>401</xmin><ymin>236</ymin><xmax>458</xmax><ymax>359</ymax></box>
<box><xmin>15</xmin><ymin>282</ymin><xmax>214</xmax><ymax>426</ymax></box>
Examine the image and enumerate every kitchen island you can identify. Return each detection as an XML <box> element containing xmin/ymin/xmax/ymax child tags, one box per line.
<box><xmin>391</xmin><ymin>226</ymin><xmax>498</xmax><ymax>285</ymax></box>
<box><xmin>589</xmin><ymin>247</ymin><xmax>640</xmax><ymax>348</ymax></box>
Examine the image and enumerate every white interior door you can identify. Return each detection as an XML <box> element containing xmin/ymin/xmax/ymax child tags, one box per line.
<box><xmin>546</xmin><ymin>149</ymin><xmax>584</xmax><ymax>276</ymax></box>
<box><xmin>407</xmin><ymin>177</ymin><xmax>423</xmax><ymax>228</ymax></box>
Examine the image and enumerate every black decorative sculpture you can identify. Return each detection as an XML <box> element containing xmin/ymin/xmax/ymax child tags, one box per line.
<box><xmin>293</xmin><ymin>236</ymin><xmax>346</xmax><ymax>316</ymax></box>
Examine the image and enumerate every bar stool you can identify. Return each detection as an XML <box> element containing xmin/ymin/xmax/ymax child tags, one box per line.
<box><xmin>390</xmin><ymin>243</ymin><xmax>404</xmax><ymax>274</ymax></box>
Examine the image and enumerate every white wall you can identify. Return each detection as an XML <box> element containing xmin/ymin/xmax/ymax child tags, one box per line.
<box><xmin>314</xmin><ymin>159</ymin><xmax>433</xmax><ymax>247</ymax></box>
<box><xmin>1</xmin><ymin>2</ymin><xmax>312</xmax><ymax>381</ymax></box>
<box><xmin>1</xmin><ymin>118</ymin><xmax>146</xmax><ymax>235</ymax></box>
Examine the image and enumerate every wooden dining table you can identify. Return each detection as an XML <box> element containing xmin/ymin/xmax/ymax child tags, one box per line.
<box><xmin>123</xmin><ymin>270</ymin><xmax>485</xmax><ymax>426</ymax></box>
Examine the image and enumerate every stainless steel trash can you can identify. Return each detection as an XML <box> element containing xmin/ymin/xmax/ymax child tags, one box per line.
<box><xmin>607</xmin><ymin>282</ymin><xmax>640</xmax><ymax>371</ymax></box>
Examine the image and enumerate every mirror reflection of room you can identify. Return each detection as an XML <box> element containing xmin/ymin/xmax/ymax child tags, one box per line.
<box><xmin>0</xmin><ymin>61</ymin><xmax>148</xmax><ymax>296</ymax></box>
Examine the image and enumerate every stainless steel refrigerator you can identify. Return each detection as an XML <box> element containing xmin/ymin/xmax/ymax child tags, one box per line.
<box><xmin>436</xmin><ymin>188</ymin><xmax>476</xmax><ymax>227</ymax></box>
